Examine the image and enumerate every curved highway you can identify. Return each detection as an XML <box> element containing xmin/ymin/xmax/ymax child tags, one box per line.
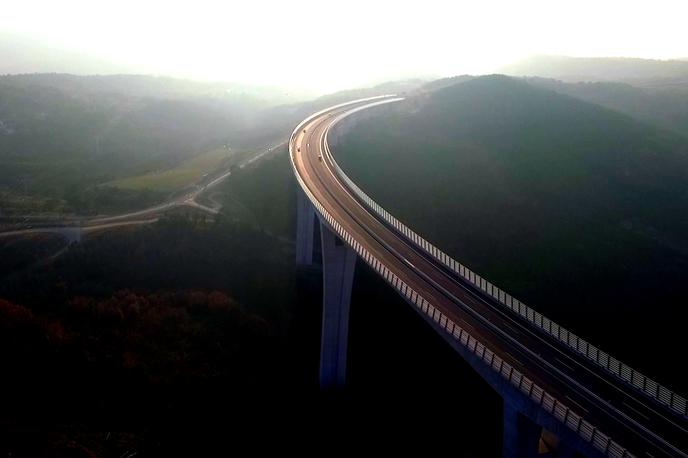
<box><xmin>291</xmin><ymin>97</ymin><xmax>688</xmax><ymax>457</ymax></box>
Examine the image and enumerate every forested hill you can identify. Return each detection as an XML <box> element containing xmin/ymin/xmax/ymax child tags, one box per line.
<box><xmin>0</xmin><ymin>74</ymin><xmax>423</xmax><ymax>216</ymax></box>
<box><xmin>0</xmin><ymin>75</ymin><xmax>268</xmax><ymax>200</ymax></box>
<box><xmin>501</xmin><ymin>55</ymin><xmax>688</xmax><ymax>83</ymax></box>
<box><xmin>522</xmin><ymin>77</ymin><xmax>688</xmax><ymax>138</ymax></box>
<box><xmin>334</xmin><ymin>75</ymin><xmax>688</xmax><ymax>390</ymax></box>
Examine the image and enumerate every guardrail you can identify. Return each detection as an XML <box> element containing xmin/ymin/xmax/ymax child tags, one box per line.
<box><xmin>289</xmin><ymin>109</ymin><xmax>633</xmax><ymax>458</ymax></box>
<box><xmin>323</xmin><ymin>101</ymin><xmax>688</xmax><ymax>419</ymax></box>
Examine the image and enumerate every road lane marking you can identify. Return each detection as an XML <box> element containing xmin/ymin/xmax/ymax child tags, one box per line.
<box><xmin>622</xmin><ymin>401</ymin><xmax>651</xmax><ymax>421</ymax></box>
<box><xmin>505</xmin><ymin>352</ymin><xmax>524</xmax><ymax>368</ymax></box>
<box><xmin>564</xmin><ymin>395</ymin><xmax>590</xmax><ymax>414</ymax></box>
<box><xmin>500</xmin><ymin>320</ymin><xmax>521</xmax><ymax>336</ymax></box>
<box><xmin>555</xmin><ymin>357</ymin><xmax>575</xmax><ymax>372</ymax></box>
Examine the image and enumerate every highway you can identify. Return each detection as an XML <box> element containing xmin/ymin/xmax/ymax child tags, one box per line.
<box><xmin>291</xmin><ymin>98</ymin><xmax>688</xmax><ymax>457</ymax></box>
<box><xmin>0</xmin><ymin>219</ymin><xmax>158</xmax><ymax>240</ymax></box>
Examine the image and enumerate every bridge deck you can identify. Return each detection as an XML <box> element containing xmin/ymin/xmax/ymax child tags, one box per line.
<box><xmin>291</xmin><ymin>99</ymin><xmax>688</xmax><ymax>457</ymax></box>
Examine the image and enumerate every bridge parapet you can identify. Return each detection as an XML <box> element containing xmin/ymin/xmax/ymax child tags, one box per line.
<box><xmin>324</xmin><ymin>104</ymin><xmax>688</xmax><ymax>419</ymax></box>
<box><xmin>290</xmin><ymin>114</ymin><xmax>632</xmax><ymax>458</ymax></box>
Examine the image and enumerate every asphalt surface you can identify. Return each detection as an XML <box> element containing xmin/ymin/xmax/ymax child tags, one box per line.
<box><xmin>291</xmin><ymin>99</ymin><xmax>688</xmax><ymax>457</ymax></box>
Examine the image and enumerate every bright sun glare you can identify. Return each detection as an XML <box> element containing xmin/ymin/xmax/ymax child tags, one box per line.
<box><xmin>2</xmin><ymin>0</ymin><xmax>687</xmax><ymax>93</ymax></box>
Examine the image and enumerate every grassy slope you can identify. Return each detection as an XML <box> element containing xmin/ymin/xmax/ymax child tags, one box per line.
<box><xmin>107</xmin><ymin>147</ymin><xmax>233</xmax><ymax>192</ymax></box>
<box><xmin>335</xmin><ymin>75</ymin><xmax>688</xmax><ymax>391</ymax></box>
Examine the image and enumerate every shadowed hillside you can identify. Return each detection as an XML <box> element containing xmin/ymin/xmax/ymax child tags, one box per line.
<box><xmin>501</xmin><ymin>55</ymin><xmax>688</xmax><ymax>86</ymax></box>
<box><xmin>523</xmin><ymin>77</ymin><xmax>688</xmax><ymax>138</ymax></box>
<box><xmin>0</xmin><ymin>74</ymin><xmax>426</xmax><ymax>216</ymax></box>
<box><xmin>423</xmin><ymin>75</ymin><xmax>688</xmax><ymax>139</ymax></box>
<box><xmin>335</xmin><ymin>75</ymin><xmax>688</xmax><ymax>391</ymax></box>
<box><xmin>0</xmin><ymin>74</ymin><xmax>275</xmax><ymax>214</ymax></box>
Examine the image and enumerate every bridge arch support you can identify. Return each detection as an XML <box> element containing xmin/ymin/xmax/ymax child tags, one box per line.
<box><xmin>296</xmin><ymin>188</ymin><xmax>317</xmax><ymax>267</ymax></box>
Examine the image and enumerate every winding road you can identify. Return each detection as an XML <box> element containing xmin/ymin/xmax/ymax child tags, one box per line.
<box><xmin>0</xmin><ymin>141</ymin><xmax>285</xmax><ymax>239</ymax></box>
<box><xmin>291</xmin><ymin>97</ymin><xmax>687</xmax><ymax>457</ymax></box>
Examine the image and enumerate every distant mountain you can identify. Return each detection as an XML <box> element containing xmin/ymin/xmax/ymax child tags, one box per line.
<box><xmin>0</xmin><ymin>73</ymin><xmax>291</xmax><ymax>214</ymax></box>
<box><xmin>0</xmin><ymin>33</ymin><xmax>312</xmax><ymax>104</ymax></box>
<box><xmin>311</xmin><ymin>79</ymin><xmax>426</xmax><ymax>105</ymax></box>
<box><xmin>238</xmin><ymin>79</ymin><xmax>428</xmax><ymax>149</ymax></box>
<box><xmin>522</xmin><ymin>77</ymin><xmax>688</xmax><ymax>138</ymax></box>
<box><xmin>0</xmin><ymin>73</ymin><xmax>307</xmax><ymax>106</ymax></box>
<box><xmin>419</xmin><ymin>75</ymin><xmax>475</xmax><ymax>93</ymax></box>
<box><xmin>0</xmin><ymin>73</ymin><xmax>425</xmax><ymax>215</ymax></box>
<box><xmin>334</xmin><ymin>75</ymin><xmax>688</xmax><ymax>387</ymax></box>
<box><xmin>0</xmin><ymin>32</ymin><xmax>136</xmax><ymax>76</ymax></box>
<box><xmin>501</xmin><ymin>55</ymin><xmax>688</xmax><ymax>87</ymax></box>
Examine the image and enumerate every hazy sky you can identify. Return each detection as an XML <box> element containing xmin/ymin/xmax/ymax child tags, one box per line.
<box><xmin>1</xmin><ymin>0</ymin><xmax>687</xmax><ymax>93</ymax></box>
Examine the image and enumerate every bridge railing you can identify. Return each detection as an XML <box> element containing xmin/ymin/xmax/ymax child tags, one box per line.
<box><xmin>289</xmin><ymin>133</ymin><xmax>632</xmax><ymax>458</ymax></box>
<box><xmin>324</xmin><ymin>106</ymin><xmax>687</xmax><ymax>419</ymax></box>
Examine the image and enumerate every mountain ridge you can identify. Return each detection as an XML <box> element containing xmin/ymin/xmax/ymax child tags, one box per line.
<box><xmin>501</xmin><ymin>55</ymin><xmax>688</xmax><ymax>84</ymax></box>
<box><xmin>334</xmin><ymin>75</ymin><xmax>688</xmax><ymax>389</ymax></box>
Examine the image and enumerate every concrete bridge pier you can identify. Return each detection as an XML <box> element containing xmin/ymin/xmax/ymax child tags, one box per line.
<box><xmin>318</xmin><ymin>222</ymin><xmax>356</xmax><ymax>389</ymax></box>
<box><xmin>296</xmin><ymin>189</ymin><xmax>316</xmax><ymax>267</ymax></box>
<box><xmin>503</xmin><ymin>401</ymin><xmax>543</xmax><ymax>458</ymax></box>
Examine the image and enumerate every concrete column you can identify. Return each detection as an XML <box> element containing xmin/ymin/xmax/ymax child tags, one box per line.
<box><xmin>296</xmin><ymin>188</ymin><xmax>316</xmax><ymax>267</ymax></box>
<box><xmin>503</xmin><ymin>401</ymin><xmax>542</xmax><ymax>458</ymax></box>
<box><xmin>319</xmin><ymin>222</ymin><xmax>357</xmax><ymax>389</ymax></box>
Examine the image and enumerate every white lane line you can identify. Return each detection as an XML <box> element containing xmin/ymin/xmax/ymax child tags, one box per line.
<box><xmin>555</xmin><ymin>357</ymin><xmax>576</xmax><ymax>372</ymax></box>
<box><xmin>505</xmin><ymin>352</ymin><xmax>525</xmax><ymax>368</ymax></box>
<box><xmin>500</xmin><ymin>320</ymin><xmax>521</xmax><ymax>336</ymax></box>
<box><xmin>565</xmin><ymin>395</ymin><xmax>590</xmax><ymax>414</ymax></box>
<box><xmin>622</xmin><ymin>401</ymin><xmax>651</xmax><ymax>421</ymax></box>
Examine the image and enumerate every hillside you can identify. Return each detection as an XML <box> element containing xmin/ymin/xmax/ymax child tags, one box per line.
<box><xmin>0</xmin><ymin>74</ymin><xmax>285</xmax><ymax>215</ymax></box>
<box><xmin>0</xmin><ymin>74</ymin><xmax>426</xmax><ymax>216</ymax></box>
<box><xmin>421</xmin><ymin>75</ymin><xmax>688</xmax><ymax>138</ymax></box>
<box><xmin>501</xmin><ymin>55</ymin><xmax>688</xmax><ymax>87</ymax></box>
<box><xmin>522</xmin><ymin>77</ymin><xmax>688</xmax><ymax>138</ymax></box>
<box><xmin>0</xmin><ymin>151</ymin><xmax>501</xmax><ymax>456</ymax></box>
<box><xmin>0</xmin><ymin>73</ymin><xmax>307</xmax><ymax>105</ymax></box>
<box><xmin>245</xmin><ymin>79</ymin><xmax>428</xmax><ymax>146</ymax></box>
<box><xmin>334</xmin><ymin>75</ymin><xmax>688</xmax><ymax>389</ymax></box>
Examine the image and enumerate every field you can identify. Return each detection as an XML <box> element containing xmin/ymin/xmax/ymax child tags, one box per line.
<box><xmin>107</xmin><ymin>148</ymin><xmax>234</xmax><ymax>192</ymax></box>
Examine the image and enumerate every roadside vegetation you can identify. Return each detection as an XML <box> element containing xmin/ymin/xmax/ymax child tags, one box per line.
<box><xmin>0</xmin><ymin>143</ymin><xmax>503</xmax><ymax>456</ymax></box>
<box><xmin>106</xmin><ymin>147</ymin><xmax>234</xmax><ymax>192</ymax></box>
